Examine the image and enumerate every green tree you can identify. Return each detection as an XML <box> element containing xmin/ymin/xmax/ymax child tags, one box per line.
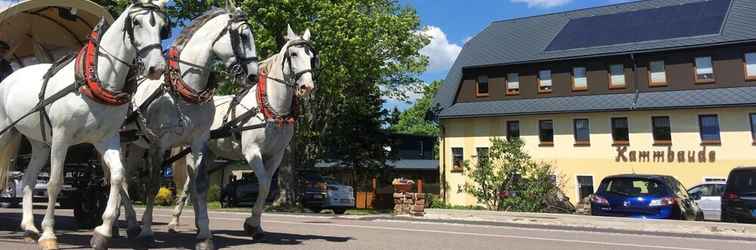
<box><xmin>461</xmin><ymin>138</ymin><xmax>570</xmax><ymax>212</ymax></box>
<box><xmin>390</xmin><ymin>80</ymin><xmax>441</xmax><ymax>136</ymax></box>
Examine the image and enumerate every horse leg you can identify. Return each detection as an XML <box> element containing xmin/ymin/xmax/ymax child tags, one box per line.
<box><xmin>189</xmin><ymin>140</ymin><xmax>213</xmax><ymax>250</ymax></box>
<box><xmin>168</xmin><ymin>158</ymin><xmax>194</xmax><ymax>233</ymax></box>
<box><xmin>38</xmin><ymin>137</ymin><xmax>70</xmax><ymax>250</ymax></box>
<box><xmin>243</xmin><ymin>148</ymin><xmax>282</xmax><ymax>240</ymax></box>
<box><xmin>122</xmin><ymin>144</ymin><xmax>143</xmax><ymax>239</ymax></box>
<box><xmin>136</xmin><ymin>147</ymin><xmax>162</xmax><ymax>246</ymax></box>
<box><xmin>20</xmin><ymin>140</ymin><xmax>49</xmax><ymax>242</ymax></box>
<box><xmin>89</xmin><ymin>135</ymin><xmax>127</xmax><ymax>250</ymax></box>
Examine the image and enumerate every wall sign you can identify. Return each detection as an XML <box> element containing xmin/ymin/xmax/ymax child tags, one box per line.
<box><xmin>615</xmin><ymin>146</ymin><xmax>715</xmax><ymax>163</ymax></box>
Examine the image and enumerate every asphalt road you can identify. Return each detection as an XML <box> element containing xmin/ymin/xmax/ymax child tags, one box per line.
<box><xmin>1</xmin><ymin>207</ymin><xmax>756</xmax><ymax>250</ymax></box>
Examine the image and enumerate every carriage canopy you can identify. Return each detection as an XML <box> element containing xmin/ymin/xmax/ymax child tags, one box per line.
<box><xmin>0</xmin><ymin>0</ymin><xmax>114</xmax><ymax>67</ymax></box>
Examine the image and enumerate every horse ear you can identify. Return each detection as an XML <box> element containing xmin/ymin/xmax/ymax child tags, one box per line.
<box><xmin>303</xmin><ymin>29</ymin><xmax>311</xmax><ymax>41</ymax></box>
<box><xmin>286</xmin><ymin>24</ymin><xmax>296</xmax><ymax>41</ymax></box>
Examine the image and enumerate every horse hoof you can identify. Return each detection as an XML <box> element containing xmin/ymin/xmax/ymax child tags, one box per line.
<box><xmin>244</xmin><ymin>223</ymin><xmax>266</xmax><ymax>241</ymax></box>
<box><xmin>23</xmin><ymin>230</ymin><xmax>39</xmax><ymax>243</ymax></box>
<box><xmin>167</xmin><ymin>224</ymin><xmax>178</xmax><ymax>233</ymax></box>
<box><xmin>38</xmin><ymin>238</ymin><xmax>59</xmax><ymax>250</ymax></box>
<box><xmin>196</xmin><ymin>238</ymin><xmax>214</xmax><ymax>250</ymax></box>
<box><xmin>127</xmin><ymin>227</ymin><xmax>141</xmax><ymax>240</ymax></box>
<box><xmin>138</xmin><ymin>235</ymin><xmax>156</xmax><ymax>247</ymax></box>
<box><xmin>90</xmin><ymin>231</ymin><xmax>111</xmax><ymax>250</ymax></box>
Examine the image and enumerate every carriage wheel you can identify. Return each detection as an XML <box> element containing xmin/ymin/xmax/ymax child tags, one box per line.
<box><xmin>74</xmin><ymin>184</ymin><xmax>108</xmax><ymax>229</ymax></box>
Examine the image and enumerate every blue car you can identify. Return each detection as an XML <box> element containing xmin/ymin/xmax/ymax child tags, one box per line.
<box><xmin>591</xmin><ymin>174</ymin><xmax>703</xmax><ymax>220</ymax></box>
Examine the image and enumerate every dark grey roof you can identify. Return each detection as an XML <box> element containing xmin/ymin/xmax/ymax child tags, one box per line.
<box><xmin>433</xmin><ymin>0</ymin><xmax>756</xmax><ymax>111</ymax></box>
<box><xmin>439</xmin><ymin>86</ymin><xmax>756</xmax><ymax>118</ymax></box>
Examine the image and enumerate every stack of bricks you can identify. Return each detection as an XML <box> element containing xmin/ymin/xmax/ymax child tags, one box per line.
<box><xmin>393</xmin><ymin>192</ymin><xmax>425</xmax><ymax>216</ymax></box>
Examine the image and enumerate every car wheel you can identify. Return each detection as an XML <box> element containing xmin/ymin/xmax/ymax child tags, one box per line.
<box><xmin>333</xmin><ymin>208</ymin><xmax>347</xmax><ymax>215</ymax></box>
<box><xmin>74</xmin><ymin>186</ymin><xmax>107</xmax><ymax>229</ymax></box>
<box><xmin>0</xmin><ymin>181</ymin><xmax>18</xmax><ymax>208</ymax></box>
<box><xmin>308</xmin><ymin>207</ymin><xmax>322</xmax><ymax>214</ymax></box>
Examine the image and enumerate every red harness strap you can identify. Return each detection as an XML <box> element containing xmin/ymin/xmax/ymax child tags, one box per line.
<box><xmin>256</xmin><ymin>70</ymin><xmax>298</xmax><ymax>126</ymax></box>
<box><xmin>75</xmin><ymin>27</ymin><xmax>133</xmax><ymax>106</ymax></box>
<box><xmin>166</xmin><ymin>47</ymin><xmax>214</xmax><ymax>104</ymax></box>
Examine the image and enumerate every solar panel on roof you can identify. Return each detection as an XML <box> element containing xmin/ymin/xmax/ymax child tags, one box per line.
<box><xmin>545</xmin><ymin>0</ymin><xmax>732</xmax><ymax>51</ymax></box>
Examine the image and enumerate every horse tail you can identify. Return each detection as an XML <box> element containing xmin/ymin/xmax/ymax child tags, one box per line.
<box><xmin>0</xmin><ymin>129</ymin><xmax>21</xmax><ymax>191</ymax></box>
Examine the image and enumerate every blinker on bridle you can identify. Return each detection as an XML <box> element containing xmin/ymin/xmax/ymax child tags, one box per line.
<box><xmin>121</xmin><ymin>2</ymin><xmax>170</xmax><ymax>70</ymax></box>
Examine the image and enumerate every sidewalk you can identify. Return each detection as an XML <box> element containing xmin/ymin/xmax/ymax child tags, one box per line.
<box><xmin>354</xmin><ymin>209</ymin><xmax>756</xmax><ymax>240</ymax></box>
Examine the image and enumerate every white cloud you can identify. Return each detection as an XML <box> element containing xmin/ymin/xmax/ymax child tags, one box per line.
<box><xmin>511</xmin><ymin>0</ymin><xmax>571</xmax><ymax>8</ymax></box>
<box><xmin>419</xmin><ymin>26</ymin><xmax>462</xmax><ymax>72</ymax></box>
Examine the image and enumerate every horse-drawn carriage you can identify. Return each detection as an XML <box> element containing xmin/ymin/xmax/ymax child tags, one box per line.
<box><xmin>0</xmin><ymin>0</ymin><xmax>115</xmax><ymax>227</ymax></box>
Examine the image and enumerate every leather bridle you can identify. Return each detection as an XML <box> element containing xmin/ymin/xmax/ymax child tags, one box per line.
<box><xmin>211</xmin><ymin>11</ymin><xmax>259</xmax><ymax>87</ymax></box>
<box><xmin>265</xmin><ymin>39</ymin><xmax>319</xmax><ymax>89</ymax></box>
<box><xmin>117</xmin><ymin>2</ymin><xmax>170</xmax><ymax>72</ymax></box>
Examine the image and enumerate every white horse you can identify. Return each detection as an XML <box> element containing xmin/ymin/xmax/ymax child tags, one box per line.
<box><xmin>0</xmin><ymin>1</ymin><xmax>169</xmax><ymax>249</ymax></box>
<box><xmin>165</xmin><ymin>25</ymin><xmax>317</xmax><ymax>240</ymax></box>
<box><xmin>118</xmin><ymin>5</ymin><xmax>259</xmax><ymax>249</ymax></box>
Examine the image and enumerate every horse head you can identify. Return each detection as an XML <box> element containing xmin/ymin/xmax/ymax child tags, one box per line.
<box><xmin>283</xmin><ymin>24</ymin><xmax>318</xmax><ymax>97</ymax></box>
<box><xmin>209</xmin><ymin>2</ymin><xmax>259</xmax><ymax>86</ymax></box>
<box><xmin>124</xmin><ymin>0</ymin><xmax>170</xmax><ymax>80</ymax></box>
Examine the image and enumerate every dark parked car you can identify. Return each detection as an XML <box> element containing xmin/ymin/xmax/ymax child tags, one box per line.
<box><xmin>721</xmin><ymin>167</ymin><xmax>756</xmax><ymax>223</ymax></box>
<box><xmin>591</xmin><ymin>174</ymin><xmax>702</xmax><ymax>220</ymax></box>
<box><xmin>220</xmin><ymin>174</ymin><xmax>278</xmax><ymax>208</ymax></box>
<box><xmin>301</xmin><ymin>175</ymin><xmax>355</xmax><ymax>214</ymax></box>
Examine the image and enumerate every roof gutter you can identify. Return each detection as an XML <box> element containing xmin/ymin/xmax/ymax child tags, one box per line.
<box><xmin>631</xmin><ymin>53</ymin><xmax>639</xmax><ymax>110</ymax></box>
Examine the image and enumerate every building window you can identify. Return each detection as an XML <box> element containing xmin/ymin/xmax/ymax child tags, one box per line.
<box><xmin>649</xmin><ymin>60</ymin><xmax>667</xmax><ymax>86</ymax></box>
<box><xmin>746</xmin><ymin>53</ymin><xmax>756</xmax><ymax>80</ymax></box>
<box><xmin>695</xmin><ymin>56</ymin><xmax>715</xmax><ymax>83</ymax></box>
<box><xmin>538</xmin><ymin>70</ymin><xmax>552</xmax><ymax>93</ymax></box>
<box><xmin>611</xmin><ymin>117</ymin><xmax>629</xmax><ymax>145</ymax></box>
<box><xmin>451</xmin><ymin>147</ymin><xmax>464</xmax><ymax>172</ymax></box>
<box><xmin>652</xmin><ymin>116</ymin><xmax>672</xmax><ymax>144</ymax></box>
<box><xmin>506</xmin><ymin>121</ymin><xmax>520</xmax><ymax>141</ymax></box>
<box><xmin>609</xmin><ymin>64</ymin><xmax>625</xmax><ymax>88</ymax></box>
<box><xmin>539</xmin><ymin>120</ymin><xmax>554</xmax><ymax>146</ymax></box>
<box><xmin>506</xmin><ymin>73</ymin><xmax>519</xmax><ymax>95</ymax></box>
<box><xmin>476</xmin><ymin>147</ymin><xmax>489</xmax><ymax>167</ymax></box>
<box><xmin>476</xmin><ymin>75</ymin><xmax>489</xmax><ymax>97</ymax></box>
<box><xmin>577</xmin><ymin>176</ymin><xmax>594</xmax><ymax>201</ymax></box>
<box><xmin>573</xmin><ymin>67</ymin><xmax>588</xmax><ymax>91</ymax></box>
<box><xmin>573</xmin><ymin>119</ymin><xmax>590</xmax><ymax>145</ymax></box>
<box><xmin>698</xmin><ymin>114</ymin><xmax>720</xmax><ymax>144</ymax></box>
<box><xmin>751</xmin><ymin>113</ymin><xmax>756</xmax><ymax>144</ymax></box>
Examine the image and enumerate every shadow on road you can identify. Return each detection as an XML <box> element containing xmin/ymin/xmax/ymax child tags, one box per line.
<box><xmin>1</xmin><ymin>212</ymin><xmax>353</xmax><ymax>249</ymax></box>
<box><xmin>215</xmin><ymin>230</ymin><xmax>352</xmax><ymax>246</ymax></box>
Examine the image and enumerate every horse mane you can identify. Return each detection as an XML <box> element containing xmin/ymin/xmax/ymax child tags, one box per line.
<box><xmin>172</xmin><ymin>8</ymin><xmax>228</xmax><ymax>48</ymax></box>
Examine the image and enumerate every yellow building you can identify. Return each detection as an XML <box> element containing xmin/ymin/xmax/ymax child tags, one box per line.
<box><xmin>432</xmin><ymin>0</ymin><xmax>756</xmax><ymax>206</ymax></box>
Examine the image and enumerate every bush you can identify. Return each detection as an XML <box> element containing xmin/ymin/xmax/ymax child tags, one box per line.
<box><xmin>155</xmin><ymin>187</ymin><xmax>174</xmax><ymax>206</ymax></box>
<box><xmin>207</xmin><ymin>185</ymin><xmax>221</xmax><ymax>202</ymax></box>
<box><xmin>461</xmin><ymin>138</ymin><xmax>568</xmax><ymax>213</ymax></box>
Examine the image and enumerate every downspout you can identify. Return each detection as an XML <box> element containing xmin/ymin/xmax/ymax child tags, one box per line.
<box><xmin>440</xmin><ymin>124</ymin><xmax>447</xmax><ymax>204</ymax></box>
<box><xmin>630</xmin><ymin>53</ymin><xmax>640</xmax><ymax>110</ymax></box>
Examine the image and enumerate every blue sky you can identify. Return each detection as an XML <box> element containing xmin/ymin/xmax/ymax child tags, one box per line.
<box><xmin>386</xmin><ymin>0</ymin><xmax>633</xmax><ymax>110</ymax></box>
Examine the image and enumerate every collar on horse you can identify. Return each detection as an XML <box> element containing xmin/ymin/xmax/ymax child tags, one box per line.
<box><xmin>256</xmin><ymin>69</ymin><xmax>298</xmax><ymax>126</ymax></box>
<box><xmin>166</xmin><ymin>9</ymin><xmax>257</xmax><ymax>104</ymax></box>
<box><xmin>75</xmin><ymin>19</ymin><xmax>139</xmax><ymax>106</ymax></box>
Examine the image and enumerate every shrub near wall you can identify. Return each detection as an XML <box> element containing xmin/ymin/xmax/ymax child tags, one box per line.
<box><xmin>155</xmin><ymin>187</ymin><xmax>174</xmax><ymax>206</ymax></box>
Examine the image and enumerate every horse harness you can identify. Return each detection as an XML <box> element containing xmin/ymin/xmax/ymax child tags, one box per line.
<box><xmin>0</xmin><ymin>3</ymin><xmax>168</xmax><ymax>141</ymax></box>
<box><xmin>123</xmin><ymin>9</ymin><xmax>258</xmax><ymax>143</ymax></box>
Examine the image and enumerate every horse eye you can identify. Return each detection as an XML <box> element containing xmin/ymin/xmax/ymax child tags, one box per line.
<box><xmin>133</xmin><ymin>19</ymin><xmax>141</xmax><ymax>26</ymax></box>
<box><xmin>291</xmin><ymin>52</ymin><xmax>298</xmax><ymax>57</ymax></box>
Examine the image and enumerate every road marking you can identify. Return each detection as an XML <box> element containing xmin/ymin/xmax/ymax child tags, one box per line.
<box><xmin>149</xmin><ymin>213</ymin><xmax>711</xmax><ymax>250</ymax></box>
<box><xmin>146</xmin><ymin>209</ymin><xmax>755</xmax><ymax>244</ymax></box>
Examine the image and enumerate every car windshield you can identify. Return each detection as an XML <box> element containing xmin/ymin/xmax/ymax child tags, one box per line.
<box><xmin>603</xmin><ymin>178</ymin><xmax>666</xmax><ymax>196</ymax></box>
<box><xmin>728</xmin><ymin>171</ymin><xmax>756</xmax><ymax>193</ymax></box>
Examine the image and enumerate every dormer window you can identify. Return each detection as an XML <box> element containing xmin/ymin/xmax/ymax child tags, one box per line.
<box><xmin>745</xmin><ymin>52</ymin><xmax>756</xmax><ymax>80</ymax></box>
<box><xmin>476</xmin><ymin>75</ymin><xmax>489</xmax><ymax>97</ymax></box>
<box><xmin>649</xmin><ymin>60</ymin><xmax>667</xmax><ymax>86</ymax></box>
<box><xmin>573</xmin><ymin>67</ymin><xmax>588</xmax><ymax>91</ymax></box>
<box><xmin>506</xmin><ymin>73</ymin><xmax>520</xmax><ymax>95</ymax></box>
<box><xmin>539</xmin><ymin>70</ymin><xmax>552</xmax><ymax>93</ymax></box>
<box><xmin>695</xmin><ymin>56</ymin><xmax>715</xmax><ymax>83</ymax></box>
<box><xmin>609</xmin><ymin>64</ymin><xmax>626</xmax><ymax>89</ymax></box>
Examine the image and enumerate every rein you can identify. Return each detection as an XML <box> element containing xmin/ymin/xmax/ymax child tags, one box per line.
<box><xmin>166</xmin><ymin>9</ymin><xmax>257</xmax><ymax>104</ymax></box>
